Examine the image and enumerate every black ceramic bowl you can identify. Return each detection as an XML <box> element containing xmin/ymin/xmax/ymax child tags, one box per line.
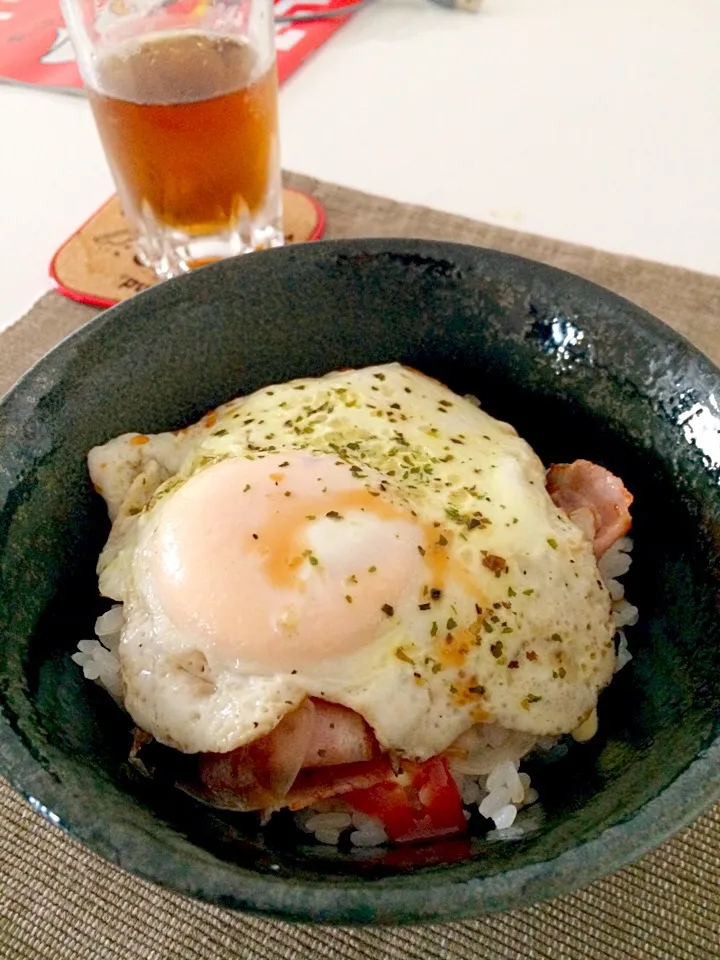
<box><xmin>1</xmin><ymin>240</ymin><xmax>719</xmax><ymax>924</ymax></box>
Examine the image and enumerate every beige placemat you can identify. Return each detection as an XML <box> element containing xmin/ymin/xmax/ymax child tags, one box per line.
<box><xmin>1</xmin><ymin>172</ymin><xmax>719</xmax><ymax>959</ymax></box>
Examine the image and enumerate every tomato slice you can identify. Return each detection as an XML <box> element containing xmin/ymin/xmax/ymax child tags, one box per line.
<box><xmin>343</xmin><ymin>755</ymin><xmax>466</xmax><ymax>844</ymax></box>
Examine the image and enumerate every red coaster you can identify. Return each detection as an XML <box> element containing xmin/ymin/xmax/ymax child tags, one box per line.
<box><xmin>50</xmin><ymin>189</ymin><xmax>325</xmax><ymax>309</ymax></box>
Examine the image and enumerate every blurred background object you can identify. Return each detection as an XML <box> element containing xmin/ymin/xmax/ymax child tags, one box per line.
<box><xmin>1</xmin><ymin>0</ymin><xmax>718</xmax><ymax>329</ymax></box>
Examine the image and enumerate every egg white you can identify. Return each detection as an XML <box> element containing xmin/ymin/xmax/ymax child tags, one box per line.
<box><xmin>90</xmin><ymin>364</ymin><xmax>615</xmax><ymax>758</ymax></box>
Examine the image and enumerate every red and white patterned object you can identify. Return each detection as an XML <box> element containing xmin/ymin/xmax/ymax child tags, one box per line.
<box><xmin>0</xmin><ymin>0</ymin><xmax>357</xmax><ymax>93</ymax></box>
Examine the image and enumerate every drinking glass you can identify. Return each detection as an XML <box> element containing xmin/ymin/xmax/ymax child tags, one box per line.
<box><xmin>61</xmin><ymin>0</ymin><xmax>283</xmax><ymax>278</ymax></box>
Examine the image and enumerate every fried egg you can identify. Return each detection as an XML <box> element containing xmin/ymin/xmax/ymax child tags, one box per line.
<box><xmin>89</xmin><ymin>364</ymin><xmax>615</xmax><ymax>758</ymax></box>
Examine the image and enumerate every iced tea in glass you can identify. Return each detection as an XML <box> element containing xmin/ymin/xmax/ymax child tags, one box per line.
<box><xmin>61</xmin><ymin>0</ymin><xmax>283</xmax><ymax>278</ymax></box>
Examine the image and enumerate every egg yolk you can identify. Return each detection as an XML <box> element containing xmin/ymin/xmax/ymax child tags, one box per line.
<box><xmin>148</xmin><ymin>453</ymin><xmax>428</xmax><ymax>670</ymax></box>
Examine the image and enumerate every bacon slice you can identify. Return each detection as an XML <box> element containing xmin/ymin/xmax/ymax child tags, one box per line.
<box><xmin>186</xmin><ymin>699</ymin><xmax>382</xmax><ymax>812</ymax></box>
<box><xmin>547</xmin><ymin>459</ymin><xmax>633</xmax><ymax>557</ymax></box>
<box><xmin>283</xmin><ymin>756</ymin><xmax>396</xmax><ymax>812</ymax></box>
<box><xmin>193</xmin><ymin>699</ymin><xmax>316</xmax><ymax>811</ymax></box>
<box><xmin>303</xmin><ymin>698</ymin><xmax>380</xmax><ymax>768</ymax></box>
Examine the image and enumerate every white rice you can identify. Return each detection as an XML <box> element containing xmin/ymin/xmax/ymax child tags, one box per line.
<box><xmin>456</xmin><ymin>747</ymin><xmax>537</xmax><ymax>831</ymax></box>
<box><xmin>600</xmin><ymin>536</ymin><xmax>639</xmax><ymax>632</ymax></box>
<box><xmin>71</xmin><ymin>603</ymin><xmax>124</xmax><ymax>702</ymax></box>
<box><xmin>599</xmin><ymin>536</ymin><xmax>638</xmax><ymax>674</ymax></box>
<box><xmin>615</xmin><ymin>633</ymin><xmax>632</xmax><ymax>672</ymax></box>
<box><xmin>74</xmin><ymin>533</ymin><xmax>636</xmax><ymax>848</ymax></box>
<box><xmin>296</xmin><ymin>807</ymin><xmax>388</xmax><ymax>848</ymax></box>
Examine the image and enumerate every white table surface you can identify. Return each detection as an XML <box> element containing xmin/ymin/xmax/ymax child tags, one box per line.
<box><xmin>1</xmin><ymin>0</ymin><xmax>719</xmax><ymax>334</ymax></box>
